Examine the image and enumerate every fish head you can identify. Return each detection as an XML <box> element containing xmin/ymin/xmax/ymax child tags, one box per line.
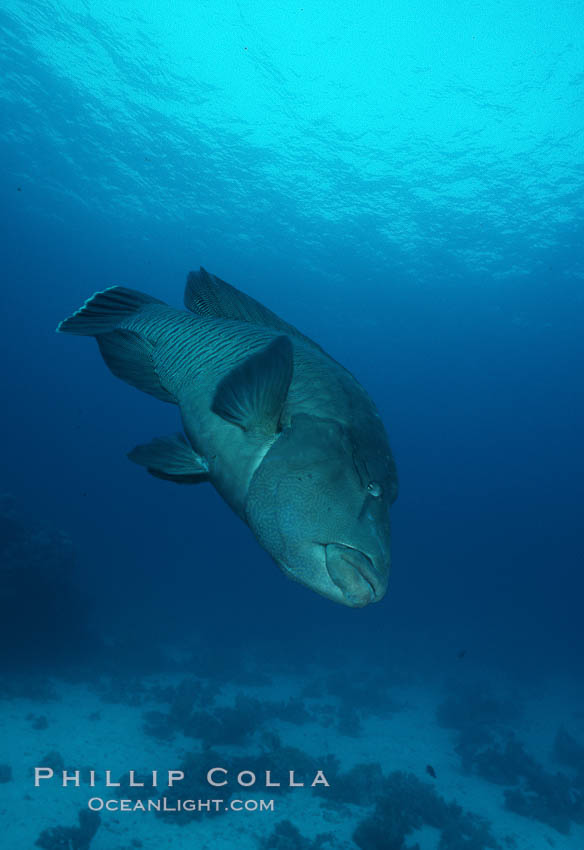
<box><xmin>245</xmin><ymin>413</ymin><xmax>397</xmax><ymax>607</ymax></box>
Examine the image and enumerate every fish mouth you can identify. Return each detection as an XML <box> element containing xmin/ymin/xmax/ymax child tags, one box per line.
<box><xmin>324</xmin><ymin>543</ymin><xmax>383</xmax><ymax>607</ymax></box>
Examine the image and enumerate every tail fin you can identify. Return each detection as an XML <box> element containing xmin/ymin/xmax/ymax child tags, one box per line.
<box><xmin>57</xmin><ymin>286</ymin><xmax>164</xmax><ymax>336</ymax></box>
<box><xmin>57</xmin><ymin>286</ymin><xmax>175</xmax><ymax>403</ymax></box>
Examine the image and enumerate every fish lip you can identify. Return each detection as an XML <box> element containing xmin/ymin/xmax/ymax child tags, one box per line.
<box><xmin>323</xmin><ymin>543</ymin><xmax>379</xmax><ymax>604</ymax></box>
<box><xmin>340</xmin><ymin>548</ymin><xmax>377</xmax><ymax>598</ymax></box>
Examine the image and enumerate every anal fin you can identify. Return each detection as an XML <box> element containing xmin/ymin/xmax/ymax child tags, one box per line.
<box><xmin>98</xmin><ymin>330</ymin><xmax>175</xmax><ymax>403</ymax></box>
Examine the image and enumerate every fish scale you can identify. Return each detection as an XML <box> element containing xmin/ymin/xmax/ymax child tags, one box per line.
<box><xmin>57</xmin><ymin>267</ymin><xmax>397</xmax><ymax>608</ymax></box>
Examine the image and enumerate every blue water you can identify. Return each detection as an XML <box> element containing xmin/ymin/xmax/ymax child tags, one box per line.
<box><xmin>1</xmin><ymin>1</ymin><xmax>583</xmax><ymax>847</ymax></box>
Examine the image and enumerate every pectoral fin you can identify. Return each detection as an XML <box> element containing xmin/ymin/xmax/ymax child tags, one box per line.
<box><xmin>211</xmin><ymin>336</ymin><xmax>293</xmax><ymax>434</ymax></box>
<box><xmin>128</xmin><ymin>434</ymin><xmax>209</xmax><ymax>484</ymax></box>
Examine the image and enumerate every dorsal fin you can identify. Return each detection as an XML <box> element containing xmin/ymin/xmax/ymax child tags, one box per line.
<box><xmin>184</xmin><ymin>267</ymin><xmax>324</xmax><ymax>352</ymax></box>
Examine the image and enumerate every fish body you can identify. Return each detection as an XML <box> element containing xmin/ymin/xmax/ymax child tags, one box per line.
<box><xmin>58</xmin><ymin>268</ymin><xmax>398</xmax><ymax>607</ymax></box>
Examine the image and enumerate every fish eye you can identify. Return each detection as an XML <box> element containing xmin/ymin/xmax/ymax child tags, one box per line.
<box><xmin>367</xmin><ymin>481</ymin><xmax>382</xmax><ymax>497</ymax></box>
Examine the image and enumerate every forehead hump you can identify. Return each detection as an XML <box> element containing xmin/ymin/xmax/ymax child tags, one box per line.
<box><xmin>277</xmin><ymin>414</ymin><xmax>349</xmax><ymax>464</ymax></box>
<box><xmin>350</xmin><ymin>423</ymin><xmax>397</xmax><ymax>503</ymax></box>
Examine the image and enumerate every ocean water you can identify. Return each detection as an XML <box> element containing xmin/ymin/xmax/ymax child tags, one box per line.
<box><xmin>1</xmin><ymin>2</ymin><xmax>583</xmax><ymax>849</ymax></box>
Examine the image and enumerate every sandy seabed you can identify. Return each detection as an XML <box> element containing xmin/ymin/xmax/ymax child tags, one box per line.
<box><xmin>1</xmin><ymin>667</ymin><xmax>583</xmax><ymax>850</ymax></box>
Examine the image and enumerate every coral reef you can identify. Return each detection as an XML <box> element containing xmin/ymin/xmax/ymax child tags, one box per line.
<box><xmin>316</xmin><ymin>761</ymin><xmax>382</xmax><ymax>806</ymax></box>
<box><xmin>337</xmin><ymin>704</ymin><xmax>362</xmax><ymax>737</ymax></box>
<box><xmin>270</xmin><ymin>696</ymin><xmax>312</xmax><ymax>725</ymax></box>
<box><xmin>261</xmin><ymin>819</ymin><xmax>334</xmax><ymax>849</ymax></box>
<box><xmin>185</xmin><ymin>704</ymin><xmax>257</xmax><ymax>745</ymax></box>
<box><xmin>459</xmin><ymin>734</ymin><xmax>537</xmax><ymax>786</ymax></box>
<box><xmin>0</xmin><ymin>674</ymin><xmax>59</xmax><ymax>702</ymax></box>
<box><xmin>154</xmin><ymin>748</ymin><xmax>226</xmax><ymax>824</ymax></box>
<box><xmin>35</xmin><ymin>810</ymin><xmax>100</xmax><ymax>850</ymax></box>
<box><xmin>439</xmin><ymin>683</ymin><xmax>584</xmax><ymax>835</ymax></box>
<box><xmin>94</xmin><ymin>675</ymin><xmax>149</xmax><ymax>707</ymax></box>
<box><xmin>352</xmin><ymin>770</ymin><xmax>501</xmax><ymax>850</ymax></box>
<box><xmin>0</xmin><ymin>495</ymin><xmax>93</xmax><ymax>665</ymax></box>
<box><xmin>460</xmin><ymin>726</ymin><xmax>584</xmax><ymax>835</ymax></box>
<box><xmin>144</xmin><ymin>692</ymin><xmax>261</xmax><ymax>745</ymax></box>
<box><xmin>142</xmin><ymin>685</ymin><xmax>315</xmax><ymax>745</ymax></box>
<box><xmin>142</xmin><ymin>709</ymin><xmax>174</xmax><ymax>741</ymax></box>
<box><xmin>114</xmin><ymin>772</ymin><xmax>158</xmax><ymax>801</ymax></box>
<box><xmin>36</xmin><ymin>751</ymin><xmax>65</xmax><ymax>773</ymax></box>
<box><xmin>315</xmin><ymin>755</ymin><xmax>502</xmax><ymax>849</ymax></box>
<box><xmin>553</xmin><ymin>726</ymin><xmax>584</xmax><ymax>772</ymax></box>
<box><xmin>303</xmin><ymin>669</ymin><xmax>402</xmax><ymax>720</ymax></box>
<box><xmin>436</xmin><ymin>683</ymin><xmax>520</xmax><ymax>732</ymax></box>
<box><xmin>300</xmin><ymin>668</ymin><xmax>403</xmax><ymax>740</ymax></box>
<box><xmin>504</xmin><ymin>766</ymin><xmax>584</xmax><ymax>835</ymax></box>
<box><xmin>155</xmin><ymin>737</ymin><xmax>336</xmax><ymax>824</ymax></box>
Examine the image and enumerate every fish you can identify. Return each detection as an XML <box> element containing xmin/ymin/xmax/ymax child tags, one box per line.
<box><xmin>426</xmin><ymin>765</ymin><xmax>437</xmax><ymax>779</ymax></box>
<box><xmin>57</xmin><ymin>268</ymin><xmax>398</xmax><ymax>607</ymax></box>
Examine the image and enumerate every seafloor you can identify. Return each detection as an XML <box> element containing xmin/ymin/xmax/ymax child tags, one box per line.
<box><xmin>2</xmin><ymin>498</ymin><xmax>584</xmax><ymax>849</ymax></box>
<box><xmin>1</xmin><ymin>665</ymin><xmax>584</xmax><ymax>849</ymax></box>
